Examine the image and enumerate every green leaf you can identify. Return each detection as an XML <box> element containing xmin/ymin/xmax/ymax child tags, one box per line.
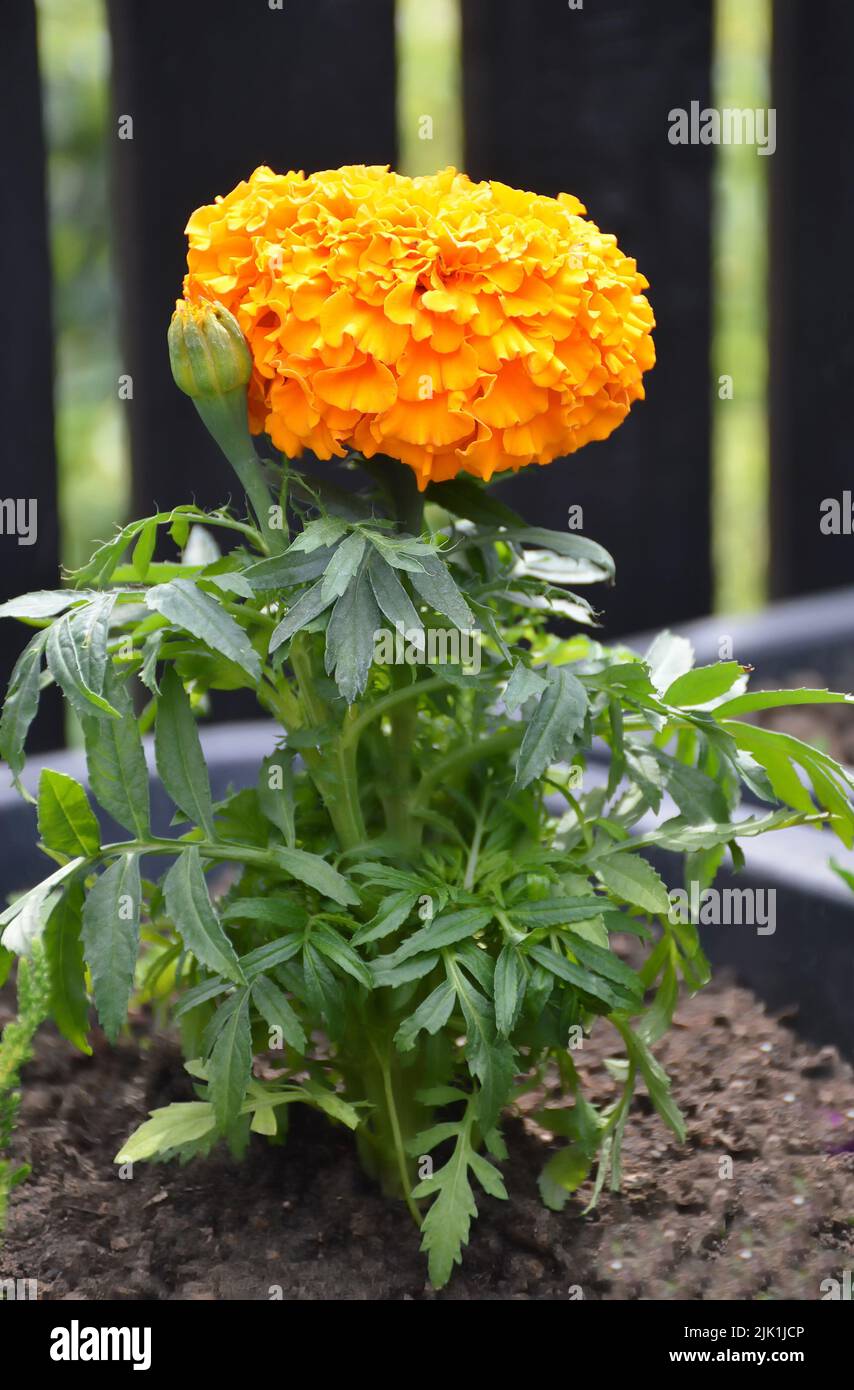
<box><xmin>446</xmin><ymin>958</ymin><xmax>516</xmax><ymax>1131</ymax></box>
<box><xmin>81</xmin><ymin>852</ymin><xmax>141</xmax><ymax>1042</ymax></box>
<box><xmin>325</xmin><ymin>566</ymin><xmax>382</xmax><ymax>703</ymax></box>
<box><xmin>82</xmin><ymin>670</ymin><xmax>150</xmax><ymax>839</ymax></box>
<box><xmin>380</xmin><ymin>906</ymin><xmax>492</xmax><ymax>968</ymax></box>
<box><xmin>413</xmin><ymin>1109</ymin><xmax>507</xmax><ymax>1288</ymax></box>
<box><xmin>268</xmin><ymin>578</ymin><xmax>333</xmax><ymax>652</ymax></box>
<box><xmin>663</xmin><ymin>662</ymin><xmax>743</xmax><ymax>707</ymax></box>
<box><xmin>515</xmin><ymin>665</ymin><xmax>588</xmax><ymax>788</ymax></box>
<box><xmin>163</xmin><ymin>848</ymin><xmax>246</xmax><ymax>985</ymax></box>
<box><xmin>46</xmin><ymin>597</ymin><xmax>120</xmax><ymax>719</ymax></box>
<box><xmin>43</xmin><ymin>882</ymin><xmax>90</xmax><ymax>1054</ymax></box>
<box><xmin>310</xmin><ymin>924</ymin><xmax>373</xmax><ymax>988</ymax></box>
<box><xmin>424</xmin><ymin>477</ymin><xmax>522</xmax><ymax>528</ymax></box>
<box><xmin>368</xmin><ymin>553</ymin><xmax>423</xmax><ymax>633</ymax></box>
<box><xmin>244</xmin><ymin>546</ymin><xmax>336</xmax><ymax>592</ymax></box>
<box><xmin>594</xmin><ymin>852</ymin><xmax>670</xmax><ymax>915</ymax></box>
<box><xmin>146</xmin><ymin>578</ymin><xmax>261</xmax><ymax>681</ymax></box>
<box><xmin>0</xmin><ymin>590</ymin><xmax>90</xmax><ymax>621</ymax></box>
<box><xmin>503</xmin><ymin>660</ymin><xmax>547</xmax><ymax>715</ymax></box>
<box><xmin>155</xmin><ymin>668</ymin><xmax>215</xmax><ymax>838</ymax></box>
<box><xmin>251</xmin><ymin>975</ymin><xmax>306</xmax><ymax>1053</ymax></box>
<box><xmin>0</xmin><ymin>628</ymin><xmax>48</xmax><ymax>775</ymax></box>
<box><xmin>132</xmin><ymin>518</ymin><xmax>157</xmax><ymax>579</ymax></box>
<box><xmin>645</xmin><ymin>631</ymin><xmax>694</xmax><ymax>693</ymax></box>
<box><xmin>289</xmin><ymin>517</ymin><xmax>349</xmax><ymax>553</ymax></box>
<box><xmin>222</xmin><ymin>897</ymin><xmax>308</xmax><ymax>931</ymax></box>
<box><xmin>526</xmin><ymin>943</ymin><xmax>636</xmax><ymax>1012</ymax></box>
<box><xmin>408</xmin><ymin>552</ymin><xmax>474</xmax><ymax>630</ymax></box>
<box><xmin>395</xmin><ymin>980</ymin><xmax>456</xmax><ymax>1052</ymax></box>
<box><xmin>616</xmin><ymin>1020</ymin><xmax>685</xmax><ymax>1142</ymax></box>
<box><xmin>494</xmin><ymin>527</ymin><xmax>615</xmax><ymax>582</ymax></box>
<box><xmin>320</xmin><ymin>531</ymin><xmax>367</xmax><ymax>602</ymax></box>
<box><xmin>115</xmin><ymin>1102</ymin><xmax>216</xmax><ymax>1163</ymax></box>
<box><xmin>271</xmin><ymin>846</ymin><xmax>359</xmax><ymax>907</ymax></box>
<box><xmin>716</xmin><ymin>687</ymin><xmax>854</xmax><ymax>717</ymax></box>
<box><xmin>494</xmin><ymin>945</ymin><xmax>526</xmax><ymax>1036</ymax></box>
<box><xmin>208</xmin><ymin>988</ymin><xmax>252</xmax><ymax>1130</ymax></box>
<box><xmin>257</xmin><ymin>750</ymin><xmax>296</xmax><ymax>847</ymax></box>
<box><xmin>352</xmin><ymin>890</ymin><xmax>418</xmax><ymax>946</ymax></box>
<box><xmin>539</xmin><ymin>1144</ymin><xmax>594</xmax><ymax>1210</ymax></box>
<box><xmin>37</xmin><ymin>769</ymin><xmax>101</xmax><ymax>859</ymax></box>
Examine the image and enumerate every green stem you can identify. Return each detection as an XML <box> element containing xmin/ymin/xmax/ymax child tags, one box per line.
<box><xmin>371</xmin><ymin>1039</ymin><xmax>422</xmax><ymax>1229</ymax></box>
<box><xmin>411</xmin><ymin>726</ymin><xmax>524</xmax><ymax>814</ymax></box>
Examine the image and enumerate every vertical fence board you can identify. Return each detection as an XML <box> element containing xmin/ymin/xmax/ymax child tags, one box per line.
<box><xmin>769</xmin><ymin>0</ymin><xmax>854</xmax><ymax>598</ymax></box>
<box><xmin>462</xmin><ymin>0</ymin><xmax>714</xmax><ymax>636</ymax></box>
<box><xmin>0</xmin><ymin>1</ymin><xmax>63</xmax><ymax>747</ymax></box>
<box><xmin>107</xmin><ymin>0</ymin><xmax>398</xmax><ymax>522</ymax></box>
<box><xmin>107</xmin><ymin>0</ymin><xmax>397</xmax><ymax>719</ymax></box>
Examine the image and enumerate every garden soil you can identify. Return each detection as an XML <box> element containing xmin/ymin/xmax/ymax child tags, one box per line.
<box><xmin>2</xmin><ymin>971</ymin><xmax>853</xmax><ymax>1301</ymax></box>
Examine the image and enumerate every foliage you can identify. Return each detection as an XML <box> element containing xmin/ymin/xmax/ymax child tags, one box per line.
<box><xmin>1</xmin><ymin>454</ymin><xmax>852</xmax><ymax>1286</ymax></box>
<box><xmin>0</xmin><ymin>942</ymin><xmax>50</xmax><ymax>1232</ymax></box>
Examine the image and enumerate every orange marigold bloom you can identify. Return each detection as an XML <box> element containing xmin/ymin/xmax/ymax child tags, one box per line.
<box><xmin>182</xmin><ymin>165</ymin><xmax>655</xmax><ymax>489</ymax></box>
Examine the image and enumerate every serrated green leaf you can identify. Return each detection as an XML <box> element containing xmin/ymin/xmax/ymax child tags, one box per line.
<box><xmin>493</xmin><ymin>945</ymin><xmax>526</xmax><ymax>1036</ymax></box>
<box><xmin>395</xmin><ymin>979</ymin><xmax>456</xmax><ymax>1052</ymax></box>
<box><xmin>380</xmin><ymin>906</ymin><xmax>491</xmax><ymax>969</ymax></box>
<box><xmin>663</xmin><ymin>662</ymin><xmax>743</xmax><ymax>707</ymax></box>
<box><xmin>321</xmin><ymin>531</ymin><xmax>367</xmax><ymax>602</ymax></box>
<box><xmin>594</xmin><ymin>852</ymin><xmax>670</xmax><ymax>915</ymax></box>
<box><xmin>503</xmin><ymin>660</ymin><xmax>547</xmax><ymax>715</ymax></box>
<box><xmin>163</xmin><ymin>848</ymin><xmax>245</xmax><ymax>985</ymax></box>
<box><xmin>271</xmin><ymin>846</ymin><xmax>359</xmax><ymax>907</ymax></box>
<box><xmin>155</xmin><ymin>668</ymin><xmax>215</xmax><ymax>838</ymax></box>
<box><xmin>515</xmin><ymin>665</ymin><xmax>588</xmax><ymax>788</ymax></box>
<box><xmin>268</xmin><ymin>578</ymin><xmax>333</xmax><ymax>652</ymax></box>
<box><xmin>115</xmin><ymin>1102</ymin><xmax>217</xmax><ymax>1163</ymax></box>
<box><xmin>146</xmin><ymin>578</ymin><xmax>260</xmax><ymax>681</ymax></box>
<box><xmin>408</xmin><ymin>552</ymin><xmax>474</xmax><ymax>630</ymax></box>
<box><xmin>0</xmin><ymin>628</ymin><xmax>48</xmax><ymax>775</ymax></box>
<box><xmin>251</xmin><ymin>974</ymin><xmax>306</xmax><ymax>1053</ymax></box>
<box><xmin>37</xmin><ymin>769</ymin><xmax>100</xmax><ymax>859</ymax></box>
<box><xmin>324</xmin><ymin>566</ymin><xmax>382</xmax><ymax>702</ymax></box>
<box><xmin>257</xmin><ymin>750</ymin><xmax>296</xmax><ymax>847</ymax></box>
<box><xmin>46</xmin><ymin>597</ymin><xmax>120</xmax><ymax>719</ymax></box>
<box><xmin>209</xmin><ymin>988</ymin><xmax>252</xmax><ymax>1130</ymax></box>
<box><xmin>81</xmin><ymin>852</ymin><xmax>141</xmax><ymax>1042</ymax></box>
<box><xmin>43</xmin><ymin>881</ymin><xmax>90</xmax><ymax>1054</ymax></box>
<box><xmin>82</xmin><ymin>670</ymin><xmax>150</xmax><ymax>839</ymax></box>
<box><xmin>368</xmin><ymin>553</ymin><xmax>423</xmax><ymax>633</ymax></box>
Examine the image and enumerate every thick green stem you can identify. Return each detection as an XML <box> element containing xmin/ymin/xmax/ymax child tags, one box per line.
<box><xmin>289</xmin><ymin>634</ymin><xmax>366</xmax><ymax>851</ymax></box>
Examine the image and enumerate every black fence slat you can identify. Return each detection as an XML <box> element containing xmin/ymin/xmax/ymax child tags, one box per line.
<box><xmin>107</xmin><ymin>0</ymin><xmax>398</xmax><ymax>720</ymax></box>
<box><xmin>0</xmin><ymin>1</ymin><xmax>63</xmax><ymax>748</ymax></box>
<box><xmin>769</xmin><ymin>0</ymin><xmax>854</xmax><ymax>599</ymax></box>
<box><xmin>462</xmin><ymin>0</ymin><xmax>714</xmax><ymax>637</ymax></box>
<box><xmin>107</xmin><ymin>0</ymin><xmax>398</xmax><ymax>524</ymax></box>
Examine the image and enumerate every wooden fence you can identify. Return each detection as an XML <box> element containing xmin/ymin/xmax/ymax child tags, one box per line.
<box><xmin>2</xmin><ymin>0</ymin><xmax>851</xmax><ymax>750</ymax></box>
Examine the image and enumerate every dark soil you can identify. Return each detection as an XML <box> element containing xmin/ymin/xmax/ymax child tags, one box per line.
<box><xmin>2</xmin><ymin>972</ymin><xmax>853</xmax><ymax>1302</ymax></box>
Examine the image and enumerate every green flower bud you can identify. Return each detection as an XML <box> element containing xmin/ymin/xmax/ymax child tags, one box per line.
<box><xmin>168</xmin><ymin>299</ymin><xmax>252</xmax><ymax>401</ymax></box>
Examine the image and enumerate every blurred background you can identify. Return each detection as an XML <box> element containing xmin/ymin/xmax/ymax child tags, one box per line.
<box><xmin>4</xmin><ymin>0</ymin><xmax>851</xmax><ymax>746</ymax></box>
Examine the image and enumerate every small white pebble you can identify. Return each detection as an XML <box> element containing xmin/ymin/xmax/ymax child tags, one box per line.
<box><xmin>792</xmin><ymin>1195</ymin><xmax>805</xmax><ymax>1208</ymax></box>
<box><xmin>759</xmin><ymin>1042</ymin><xmax>772</xmax><ymax>1054</ymax></box>
<box><xmin>609</xmin><ymin>1260</ymin><xmax>623</xmax><ymax>1272</ymax></box>
<box><xmin>782</xmin><ymin>1092</ymin><xmax>796</xmax><ymax>1104</ymax></box>
<box><xmin>738</xmin><ymin>1249</ymin><xmax>753</xmax><ymax>1261</ymax></box>
<box><xmin>846</xmin><ymin>1109</ymin><xmax>854</xmax><ymax>1121</ymax></box>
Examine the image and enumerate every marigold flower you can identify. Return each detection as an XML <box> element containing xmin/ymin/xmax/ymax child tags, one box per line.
<box><xmin>181</xmin><ymin>165</ymin><xmax>655</xmax><ymax>489</ymax></box>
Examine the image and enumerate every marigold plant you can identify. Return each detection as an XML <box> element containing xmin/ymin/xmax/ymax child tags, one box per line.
<box><xmin>1</xmin><ymin>167</ymin><xmax>852</xmax><ymax>1289</ymax></box>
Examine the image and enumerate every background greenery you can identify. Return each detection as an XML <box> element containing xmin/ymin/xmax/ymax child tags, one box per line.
<box><xmin>35</xmin><ymin>0</ymin><xmax>769</xmax><ymax>610</ymax></box>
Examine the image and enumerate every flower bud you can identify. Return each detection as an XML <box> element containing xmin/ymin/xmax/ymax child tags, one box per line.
<box><xmin>168</xmin><ymin>299</ymin><xmax>252</xmax><ymax>401</ymax></box>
